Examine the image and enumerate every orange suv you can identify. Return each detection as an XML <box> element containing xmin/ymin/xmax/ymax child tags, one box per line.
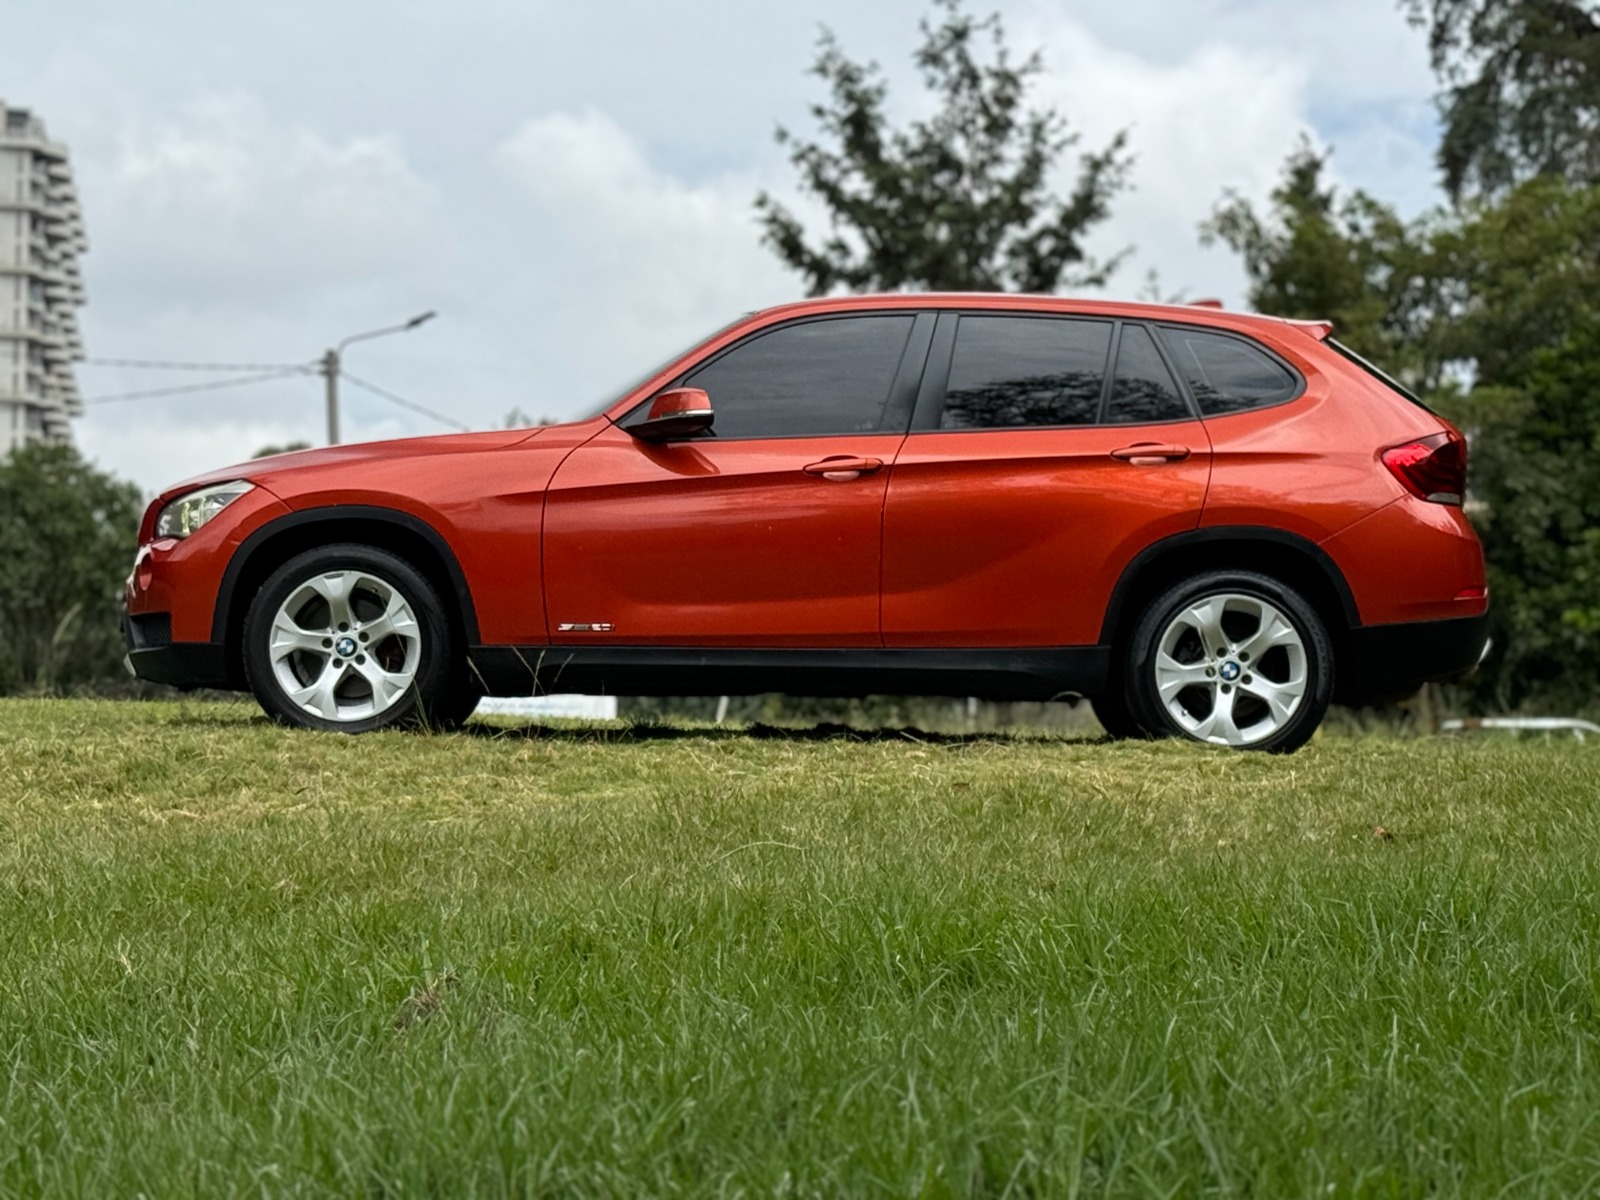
<box><xmin>124</xmin><ymin>295</ymin><xmax>1488</xmax><ymax>751</ymax></box>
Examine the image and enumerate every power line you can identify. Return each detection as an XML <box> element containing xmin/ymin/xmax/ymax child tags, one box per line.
<box><xmin>81</xmin><ymin>355</ymin><xmax>313</xmax><ymax>372</ymax></box>
<box><xmin>339</xmin><ymin>371</ymin><xmax>470</xmax><ymax>432</ymax></box>
<box><xmin>82</xmin><ymin>369</ymin><xmax>311</xmax><ymax>405</ymax></box>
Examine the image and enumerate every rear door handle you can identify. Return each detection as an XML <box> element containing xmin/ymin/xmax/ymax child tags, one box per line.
<box><xmin>803</xmin><ymin>456</ymin><xmax>884</xmax><ymax>481</ymax></box>
<box><xmin>1110</xmin><ymin>444</ymin><xmax>1191</xmax><ymax>466</ymax></box>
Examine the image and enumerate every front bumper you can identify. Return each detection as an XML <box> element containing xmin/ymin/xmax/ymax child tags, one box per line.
<box><xmin>1338</xmin><ymin>611</ymin><xmax>1491</xmax><ymax>704</ymax></box>
<box><xmin>122</xmin><ymin>611</ymin><xmax>237</xmax><ymax>690</ymax></box>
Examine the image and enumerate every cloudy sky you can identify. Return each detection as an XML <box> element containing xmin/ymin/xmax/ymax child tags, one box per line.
<box><xmin>8</xmin><ymin>0</ymin><xmax>1446</xmax><ymax>492</ymax></box>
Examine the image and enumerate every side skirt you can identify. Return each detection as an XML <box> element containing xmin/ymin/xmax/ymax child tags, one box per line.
<box><xmin>467</xmin><ymin>645</ymin><xmax>1111</xmax><ymax>702</ymax></box>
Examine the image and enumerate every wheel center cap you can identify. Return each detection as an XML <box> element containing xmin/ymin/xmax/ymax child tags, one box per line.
<box><xmin>1219</xmin><ymin>660</ymin><xmax>1242</xmax><ymax>683</ymax></box>
<box><xmin>335</xmin><ymin>636</ymin><xmax>357</xmax><ymax>658</ymax></box>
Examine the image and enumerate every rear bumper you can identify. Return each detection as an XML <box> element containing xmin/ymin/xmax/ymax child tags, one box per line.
<box><xmin>1338</xmin><ymin>611</ymin><xmax>1490</xmax><ymax>704</ymax></box>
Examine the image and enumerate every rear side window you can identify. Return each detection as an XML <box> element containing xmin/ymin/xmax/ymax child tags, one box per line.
<box><xmin>1106</xmin><ymin>326</ymin><xmax>1188</xmax><ymax>424</ymax></box>
<box><xmin>681</xmin><ymin>315</ymin><xmax>915</xmax><ymax>439</ymax></box>
<box><xmin>1158</xmin><ymin>326</ymin><xmax>1302</xmax><ymax>416</ymax></box>
<box><xmin>940</xmin><ymin>316</ymin><xmax>1112</xmax><ymax>429</ymax></box>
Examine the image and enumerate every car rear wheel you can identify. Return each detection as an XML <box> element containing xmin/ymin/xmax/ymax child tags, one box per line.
<box><xmin>1125</xmin><ymin>571</ymin><xmax>1332</xmax><ymax>753</ymax></box>
<box><xmin>243</xmin><ymin>544</ymin><xmax>466</xmax><ymax>733</ymax></box>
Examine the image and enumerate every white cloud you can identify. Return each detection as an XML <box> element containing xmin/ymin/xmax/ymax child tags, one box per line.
<box><xmin>1051</xmin><ymin>0</ymin><xmax>1435</xmax><ymax>112</ymax></box>
<box><xmin>58</xmin><ymin>97</ymin><xmax>455</xmax><ymax>490</ymax></box>
<box><xmin>77</xmin><ymin>388</ymin><xmax>321</xmax><ymax>497</ymax></box>
<box><xmin>83</xmin><ymin>95</ymin><xmax>441</xmax><ymax>306</ymax></box>
<box><xmin>1013</xmin><ymin>14</ymin><xmax>1312</xmax><ymax>304</ymax></box>
<box><xmin>495</xmin><ymin>108</ymin><xmax>796</xmax><ymax>368</ymax></box>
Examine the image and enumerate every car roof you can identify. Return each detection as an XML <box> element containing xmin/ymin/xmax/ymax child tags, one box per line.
<box><xmin>742</xmin><ymin>293</ymin><xmax>1332</xmax><ymax>339</ymax></box>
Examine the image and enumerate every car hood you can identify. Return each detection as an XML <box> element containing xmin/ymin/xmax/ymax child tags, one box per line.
<box><xmin>157</xmin><ymin>427</ymin><xmax>544</xmax><ymax>502</ymax></box>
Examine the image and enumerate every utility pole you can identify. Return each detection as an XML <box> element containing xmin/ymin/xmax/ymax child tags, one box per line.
<box><xmin>321</xmin><ymin>350</ymin><xmax>341</xmax><ymax>445</ymax></box>
<box><xmin>321</xmin><ymin>311</ymin><xmax>437</xmax><ymax>445</ymax></box>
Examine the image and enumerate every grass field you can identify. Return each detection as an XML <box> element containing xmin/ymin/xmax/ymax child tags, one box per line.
<box><xmin>2</xmin><ymin>698</ymin><xmax>1600</xmax><ymax>1196</ymax></box>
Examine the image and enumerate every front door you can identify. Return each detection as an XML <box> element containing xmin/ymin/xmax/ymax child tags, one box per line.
<box><xmin>882</xmin><ymin>314</ymin><xmax>1213</xmax><ymax>648</ymax></box>
<box><xmin>543</xmin><ymin>313</ymin><xmax>930</xmax><ymax>646</ymax></box>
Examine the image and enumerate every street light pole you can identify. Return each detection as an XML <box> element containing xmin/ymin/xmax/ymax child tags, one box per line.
<box><xmin>321</xmin><ymin>349</ymin><xmax>341</xmax><ymax>445</ymax></box>
<box><xmin>321</xmin><ymin>311</ymin><xmax>437</xmax><ymax>445</ymax></box>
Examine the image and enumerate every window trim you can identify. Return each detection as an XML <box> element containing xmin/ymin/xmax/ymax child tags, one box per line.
<box><xmin>1326</xmin><ymin>338</ymin><xmax>1434</xmax><ymax>414</ymax></box>
<box><xmin>1102</xmin><ymin>321</ymin><xmax>1197</xmax><ymax>426</ymax></box>
<box><xmin>1155</xmin><ymin>322</ymin><xmax>1307</xmax><ymax>419</ymax></box>
<box><xmin>619</xmin><ymin>310</ymin><xmax>935</xmax><ymax>442</ymax></box>
<box><xmin>909</xmin><ymin>312</ymin><xmax>1201</xmax><ymax>434</ymax></box>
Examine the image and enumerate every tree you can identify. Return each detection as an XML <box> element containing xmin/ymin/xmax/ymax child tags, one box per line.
<box><xmin>1203</xmin><ymin>142</ymin><xmax>1454</xmax><ymax>392</ymax></box>
<box><xmin>1404</xmin><ymin>0</ymin><xmax>1600</xmax><ymax>201</ymax></box>
<box><xmin>1428</xmin><ymin>178</ymin><xmax>1600</xmax><ymax>706</ymax></box>
<box><xmin>756</xmin><ymin>0</ymin><xmax>1132</xmax><ymax>294</ymax></box>
<box><xmin>252</xmin><ymin>441</ymin><xmax>311</xmax><ymax>459</ymax></box>
<box><xmin>1207</xmin><ymin>156</ymin><xmax>1600</xmax><ymax>709</ymax></box>
<box><xmin>0</xmin><ymin>443</ymin><xmax>144</xmax><ymax>694</ymax></box>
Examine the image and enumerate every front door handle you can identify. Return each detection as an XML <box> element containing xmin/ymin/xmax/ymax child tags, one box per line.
<box><xmin>803</xmin><ymin>456</ymin><xmax>884</xmax><ymax>481</ymax></box>
<box><xmin>1110</xmin><ymin>444</ymin><xmax>1191</xmax><ymax>466</ymax></box>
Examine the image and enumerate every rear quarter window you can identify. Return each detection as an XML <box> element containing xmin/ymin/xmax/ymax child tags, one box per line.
<box><xmin>1158</xmin><ymin>326</ymin><xmax>1303</xmax><ymax>416</ymax></box>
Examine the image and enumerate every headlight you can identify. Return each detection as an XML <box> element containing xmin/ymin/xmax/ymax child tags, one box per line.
<box><xmin>155</xmin><ymin>481</ymin><xmax>254</xmax><ymax>539</ymax></box>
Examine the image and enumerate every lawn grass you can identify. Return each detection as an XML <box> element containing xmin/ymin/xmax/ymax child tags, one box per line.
<box><xmin>2</xmin><ymin>698</ymin><xmax>1599</xmax><ymax>1196</ymax></box>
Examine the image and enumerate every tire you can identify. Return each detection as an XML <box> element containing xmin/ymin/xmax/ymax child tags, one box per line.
<box><xmin>1124</xmin><ymin>570</ymin><xmax>1333</xmax><ymax>753</ymax></box>
<box><xmin>243</xmin><ymin>543</ymin><xmax>465</xmax><ymax>734</ymax></box>
<box><xmin>422</xmin><ymin>675</ymin><xmax>484</xmax><ymax>731</ymax></box>
<box><xmin>1090</xmin><ymin>687</ymin><xmax>1146</xmax><ymax>740</ymax></box>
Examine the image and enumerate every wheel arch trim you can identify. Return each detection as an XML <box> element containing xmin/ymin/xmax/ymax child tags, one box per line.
<box><xmin>1098</xmin><ymin>526</ymin><xmax>1360</xmax><ymax>648</ymax></box>
<box><xmin>211</xmin><ymin>505</ymin><xmax>480</xmax><ymax>647</ymax></box>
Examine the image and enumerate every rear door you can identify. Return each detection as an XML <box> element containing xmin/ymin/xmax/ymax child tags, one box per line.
<box><xmin>881</xmin><ymin>312</ymin><xmax>1213</xmax><ymax>648</ymax></box>
<box><xmin>543</xmin><ymin>312</ymin><xmax>932</xmax><ymax>646</ymax></box>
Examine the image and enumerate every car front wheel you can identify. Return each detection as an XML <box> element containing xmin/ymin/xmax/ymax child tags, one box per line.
<box><xmin>1124</xmin><ymin>571</ymin><xmax>1333</xmax><ymax>753</ymax></box>
<box><xmin>243</xmin><ymin>544</ymin><xmax>466</xmax><ymax>733</ymax></box>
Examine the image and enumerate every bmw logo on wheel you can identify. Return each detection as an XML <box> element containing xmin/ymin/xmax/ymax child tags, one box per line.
<box><xmin>335</xmin><ymin>636</ymin><xmax>358</xmax><ymax>658</ymax></box>
<box><xmin>1220</xmin><ymin>660</ymin><xmax>1242</xmax><ymax>682</ymax></box>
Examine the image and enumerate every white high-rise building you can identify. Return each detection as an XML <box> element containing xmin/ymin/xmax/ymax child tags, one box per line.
<box><xmin>0</xmin><ymin>101</ymin><xmax>86</xmax><ymax>455</ymax></box>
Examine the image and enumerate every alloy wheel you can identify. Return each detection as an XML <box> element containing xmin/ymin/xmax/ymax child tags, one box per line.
<box><xmin>268</xmin><ymin>569</ymin><xmax>422</xmax><ymax>723</ymax></box>
<box><xmin>1151</xmin><ymin>592</ymin><xmax>1308</xmax><ymax>747</ymax></box>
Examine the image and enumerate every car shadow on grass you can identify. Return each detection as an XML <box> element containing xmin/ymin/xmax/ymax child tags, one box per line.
<box><xmin>160</xmin><ymin>708</ymin><xmax>1106</xmax><ymax>748</ymax></box>
<box><xmin>457</xmin><ymin>719</ymin><xmax>1032</xmax><ymax>747</ymax></box>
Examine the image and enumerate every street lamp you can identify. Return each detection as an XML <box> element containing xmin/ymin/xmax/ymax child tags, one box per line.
<box><xmin>319</xmin><ymin>311</ymin><xmax>437</xmax><ymax>445</ymax></box>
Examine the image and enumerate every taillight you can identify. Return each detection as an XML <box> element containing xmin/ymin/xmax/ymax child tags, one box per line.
<box><xmin>1382</xmin><ymin>431</ymin><xmax>1466</xmax><ymax>506</ymax></box>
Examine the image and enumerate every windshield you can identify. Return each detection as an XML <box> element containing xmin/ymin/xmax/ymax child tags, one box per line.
<box><xmin>583</xmin><ymin>315</ymin><xmax>751</xmax><ymax>420</ymax></box>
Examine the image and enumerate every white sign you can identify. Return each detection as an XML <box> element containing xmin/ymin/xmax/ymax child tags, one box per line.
<box><xmin>473</xmin><ymin>695</ymin><xmax>619</xmax><ymax>720</ymax></box>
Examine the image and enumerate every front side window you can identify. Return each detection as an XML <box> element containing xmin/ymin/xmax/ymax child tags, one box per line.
<box><xmin>1158</xmin><ymin>325</ymin><xmax>1303</xmax><ymax>416</ymax></box>
<box><xmin>940</xmin><ymin>316</ymin><xmax>1112</xmax><ymax>429</ymax></box>
<box><xmin>678</xmin><ymin>315</ymin><xmax>916</xmax><ymax>439</ymax></box>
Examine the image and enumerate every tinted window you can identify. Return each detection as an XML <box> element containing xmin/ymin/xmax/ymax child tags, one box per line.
<box><xmin>1158</xmin><ymin>326</ymin><xmax>1302</xmax><ymax>416</ymax></box>
<box><xmin>680</xmin><ymin>315</ymin><xmax>914</xmax><ymax>439</ymax></box>
<box><xmin>940</xmin><ymin>316</ymin><xmax>1111</xmax><ymax>429</ymax></box>
<box><xmin>1106</xmin><ymin>325</ymin><xmax>1188</xmax><ymax>424</ymax></box>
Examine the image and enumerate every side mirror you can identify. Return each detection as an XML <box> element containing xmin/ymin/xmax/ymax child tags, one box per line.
<box><xmin>628</xmin><ymin>388</ymin><xmax>714</xmax><ymax>442</ymax></box>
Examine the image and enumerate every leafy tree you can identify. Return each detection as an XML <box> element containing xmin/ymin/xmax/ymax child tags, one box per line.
<box><xmin>1454</xmin><ymin>331</ymin><xmax>1600</xmax><ymax>706</ymax></box>
<box><xmin>1207</xmin><ymin>154</ymin><xmax>1600</xmax><ymax>708</ymax></box>
<box><xmin>1429</xmin><ymin>178</ymin><xmax>1600</xmax><ymax>706</ymax></box>
<box><xmin>0</xmin><ymin>443</ymin><xmax>143</xmax><ymax>693</ymax></box>
<box><xmin>252</xmin><ymin>441</ymin><xmax>311</xmax><ymax>458</ymax></box>
<box><xmin>1404</xmin><ymin>0</ymin><xmax>1600</xmax><ymax>201</ymax></box>
<box><xmin>1202</xmin><ymin>142</ymin><xmax>1450</xmax><ymax>391</ymax></box>
<box><xmin>756</xmin><ymin>0</ymin><xmax>1132</xmax><ymax>294</ymax></box>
